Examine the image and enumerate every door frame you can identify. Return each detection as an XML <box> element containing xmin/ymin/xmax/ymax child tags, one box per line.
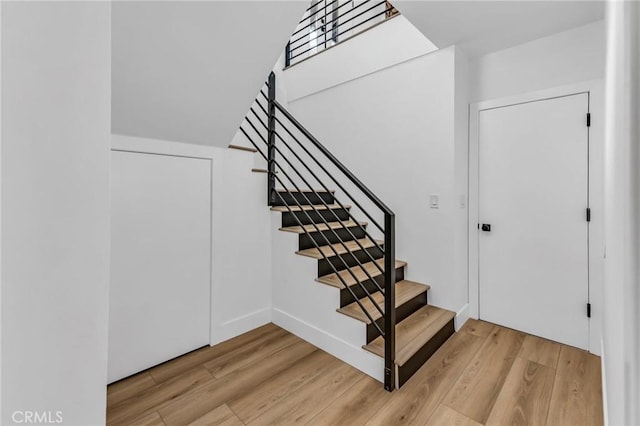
<box><xmin>468</xmin><ymin>80</ymin><xmax>604</xmax><ymax>354</ymax></box>
<box><xmin>110</xmin><ymin>134</ymin><xmax>216</xmax><ymax>347</ymax></box>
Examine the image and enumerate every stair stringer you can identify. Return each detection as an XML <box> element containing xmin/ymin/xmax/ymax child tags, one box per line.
<box><xmin>270</xmin><ymin>213</ymin><xmax>385</xmax><ymax>383</ymax></box>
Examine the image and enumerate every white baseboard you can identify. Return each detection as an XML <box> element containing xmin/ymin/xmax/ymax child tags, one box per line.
<box><xmin>455</xmin><ymin>303</ymin><xmax>470</xmax><ymax>331</ymax></box>
<box><xmin>210</xmin><ymin>307</ymin><xmax>272</xmax><ymax>346</ymax></box>
<box><xmin>272</xmin><ymin>308</ymin><xmax>384</xmax><ymax>382</ymax></box>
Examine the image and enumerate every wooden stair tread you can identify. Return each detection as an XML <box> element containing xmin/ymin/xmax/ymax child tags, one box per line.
<box><xmin>270</xmin><ymin>204</ymin><xmax>350</xmax><ymax>212</ymax></box>
<box><xmin>336</xmin><ymin>280</ymin><xmax>430</xmax><ymax>324</ymax></box>
<box><xmin>362</xmin><ymin>305</ymin><xmax>455</xmax><ymax>366</ymax></box>
<box><xmin>228</xmin><ymin>144</ymin><xmax>257</xmax><ymax>153</ymax></box>
<box><xmin>296</xmin><ymin>238</ymin><xmax>383</xmax><ymax>260</ymax></box>
<box><xmin>316</xmin><ymin>258</ymin><xmax>407</xmax><ymax>288</ymax></box>
<box><xmin>279</xmin><ymin>221</ymin><xmax>366</xmax><ymax>234</ymax></box>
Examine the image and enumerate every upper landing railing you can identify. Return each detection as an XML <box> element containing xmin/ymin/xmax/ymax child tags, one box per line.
<box><xmin>285</xmin><ymin>0</ymin><xmax>399</xmax><ymax>67</ymax></box>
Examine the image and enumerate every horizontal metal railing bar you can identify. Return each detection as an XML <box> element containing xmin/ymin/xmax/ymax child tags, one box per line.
<box><xmin>267</xmin><ymin>134</ymin><xmax>386</xmax><ymax>291</ymax></box>
<box><xmin>272</xmin><ymin>115</ymin><xmax>385</xmax><ymax>233</ymax></box>
<box><xmin>289</xmin><ymin>0</ymin><xmax>372</xmax><ymax>48</ymax></box>
<box><xmin>245</xmin><ymin>112</ymin><xmax>380</xmax><ymax>268</ymax></box>
<box><xmin>253</xmin><ymin>92</ymin><xmax>387</xmax><ymax>275</ymax></box>
<box><xmin>259</xmin><ymin>90</ymin><xmax>269</xmax><ymax>103</ymax></box>
<box><xmin>272</xmin><ymin>193</ymin><xmax>385</xmax><ymax>330</ymax></box>
<box><xmin>289</xmin><ymin>0</ymin><xmax>385</xmax><ymax>53</ymax></box>
<box><xmin>250</xmin><ymin>105</ymin><xmax>269</xmax><ymax>130</ymax></box>
<box><xmin>244</xmin><ymin>114</ymin><xmax>386</xmax><ymax>300</ymax></box>
<box><xmin>241</xmin><ymin>125</ymin><xmax>384</xmax><ymax>328</ymax></box>
<box><xmin>274</xmin><ymin>101</ymin><xmax>392</xmax><ymax>219</ymax></box>
<box><xmin>291</xmin><ymin>10</ymin><xmax>392</xmax><ymax>62</ymax></box>
<box><xmin>244</xmin><ymin>112</ymin><xmax>386</xmax><ymax>297</ymax></box>
<box><xmin>271</xmin><ymin>129</ymin><xmax>386</xmax><ymax>280</ymax></box>
<box><xmin>291</xmin><ymin>0</ymin><xmax>351</xmax><ymax>39</ymax></box>
<box><xmin>244</xmin><ymin>116</ymin><xmax>385</xmax><ymax>296</ymax></box>
<box><xmin>247</xmin><ymin>105</ymin><xmax>387</xmax><ymax>278</ymax></box>
<box><xmin>255</xmin><ymin>98</ymin><xmax>269</xmax><ymax>117</ymax></box>
<box><xmin>240</xmin><ymin>125</ymin><xmax>386</xmax><ymax>327</ymax></box>
<box><xmin>290</xmin><ymin>1</ymin><xmax>388</xmax><ymax>55</ymax></box>
<box><xmin>297</xmin><ymin>0</ymin><xmax>339</xmax><ymax>27</ymax></box>
<box><xmin>271</xmin><ymin>116</ymin><xmax>386</xmax><ymax>277</ymax></box>
<box><xmin>285</xmin><ymin>13</ymin><xmax>400</xmax><ymax>69</ymax></box>
<box><xmin>290</xmin><ymin>6</ymin><xmax>393</xmax><ymax>61</ymax></box>
<box><xmin>304</xmin><ymin>0</ymin><xmax>332</xmax><ymax>14</ymax></box>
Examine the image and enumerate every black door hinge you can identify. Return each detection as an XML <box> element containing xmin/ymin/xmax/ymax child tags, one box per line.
<box><xmin>587</xmin><ymin>113</ymin><xmax>591</xmax><ymax>127</ymax></box>
<box><xmin>586</xmin><ymin>208</ymin><xmax>591</xmax><ymax>222</ymax></box>
<box><xmin>587</xmin><ymin>303</ymin><xmax>592</xmax><ymax>318</ymax></box>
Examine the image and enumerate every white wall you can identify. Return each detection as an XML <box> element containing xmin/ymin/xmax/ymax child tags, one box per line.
<box><xmin>271</xmin><ymin>222</ymin><xmax>385</xmax><ymax>381</ymax></box>
<box><xmin>453</xmin><ymin>46</ymin><xmax>471</xmax><ymax>325</ymax></box>
<box><xmin>284</xmin><ymin>14</ymin><xmax>438</xmax><ymax>101</ymax></box>
<box><xmin>1</xmin><ymin>3</ymin><xmax>111</xmax><ymax>425</ymax></box>
<box><xmin>0</xmin><ymin>2</ymin><xmax>4</xmax><ymax>422</ymax></box>
<box><xmin>603</xmin><ymin>1</ymin><xmax>640</xmax><ymax>425</ymax></box>
<box><xmin>468</xmin><ymin>19</ymin><xmax>606</xmax><ymax>356</ymax></box>
<box><xmin>110</xmin><ymin>135</ymin><xmax>273</xmax><ymax>348</ymax></box>
<box><xmin>111</xmin><ymin>1</ymin><xmax>308</xmax><ymax>148</ymax></box>
<box><xmin>281</xmin><ymin>45</ymin><xmax>467</xmax><ymax>314</ymax></box>
<box><xmin>469</xmin><ymin>20</ymin><xmax>605</xmax><ymax>102</ymax></box>
<box><xmin>275</xmin><ymin>15</ymin><xmax>611</xmax><ymax>375</ymax></box>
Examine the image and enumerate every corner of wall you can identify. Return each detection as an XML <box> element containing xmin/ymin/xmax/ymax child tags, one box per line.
<box><xmin>0</xmin><ymin>1</ymin><xmax>4</xmax><ymax>421</ymax></box>
<box><xmin>453</xmin><ymin>45</ymin><xmax>471</xmax><ymax>319</ymax></box>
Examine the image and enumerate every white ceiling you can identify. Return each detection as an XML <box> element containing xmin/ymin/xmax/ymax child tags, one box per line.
<box><xmin>111</xmin><ymin>1</ymin><xmax>308</xmax><ymax>147</ymax></box>
<box><xmin>393</xmin><ymin>1</ymin><xmax>605</xmax><ymax>57</ymax></box>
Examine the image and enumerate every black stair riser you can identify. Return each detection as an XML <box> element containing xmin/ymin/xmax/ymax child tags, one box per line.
<box><xmin>317</xmin><ymin>245</ymin><xmax>384</xmax><ymax>277</ymax></box>
<box><xmin>274</xmin><ymin>191</ymin><xmax>335</xmax><ymax>206</ymax></box>
<box><xmin>366</xmin><ymin>291</ymin><xmax>428</xmax><ymax>343</ymax></box>
<box><xmin>299</xmin><ymin>226</ymin><xmax>367</xmax><ymax>250</ymax></box>
<box><xmin>396</xmin><ymin>318</ymin><xmax>455</xmax><ymax>388</ymax></box>
<box><xmin>339</xmin><ymin>267</ymin><xmax>405</xmax><ymax>307</ymax></box>
<box><xmin>281</xmin><ymin>207</ymin><xmax>350</xmax><ymax>227</ymax></box>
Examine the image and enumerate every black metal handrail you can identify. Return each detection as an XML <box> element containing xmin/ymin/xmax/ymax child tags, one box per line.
<box><xmin>245</xmin><ymin>112</ymin><xmax>386</xmax><ymax>296</ymax></box>
<box><xmin>249</xmin><ymin>104</ymin><xmax>387</xmax><ymax>287</ymax></box>
<box><xmin>239</xmin><ymin>73</ymin><xmax>396</xmax><ymax>391</ymax></box>
<box><xmin>285</xmin><ymin>0</ymin><xmax>399</xmax><ymax>67</ymax></box>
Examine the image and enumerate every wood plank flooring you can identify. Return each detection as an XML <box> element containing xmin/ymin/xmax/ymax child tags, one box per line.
<box><xmin>107</xmin><ymin>320</ymin><xmax>603</xmax><ymax>426</ymax></box>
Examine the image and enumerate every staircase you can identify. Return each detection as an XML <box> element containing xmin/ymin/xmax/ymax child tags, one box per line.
<box><xmin>230</xmin><ymin>73</ymin><xmax>455</xmax><ymax>390</ymax></box>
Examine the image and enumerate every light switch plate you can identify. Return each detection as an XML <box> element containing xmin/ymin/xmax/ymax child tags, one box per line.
<box><xmin>429</xmin><ymin>194</ymin><xmax>439</xmax><ymax>209</ymax></box>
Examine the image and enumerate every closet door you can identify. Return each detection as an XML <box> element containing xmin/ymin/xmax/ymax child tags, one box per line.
<box><xmin>478</xmin><ymin>93</ymin><xmax>589</xmax><ymax>349</ymax></box>
<box><xmin>108</xmin><ymin>150</ymin><xmax>211</xmax><ymax>383</ymax></box>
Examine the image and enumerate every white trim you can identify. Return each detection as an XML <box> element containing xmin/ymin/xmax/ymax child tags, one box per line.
<box><xmin>470</xmin><ymin>81</ymin><xmax>598</xmax><ymax>113</ymax></box>
<box><xmin>272</xmin><ymin>308</ymin><xmax>384</xmax><ymax>383</ymax></box>
<box><xmin>0</xmin><ymin>2</ymin><xmax>4</xmax><ymax>421</ymax></box>
<box><xmin>110</xmin><ymin>134</ymin><xmax>220</xmax><ymax>347</ymax></box>
<box><xmin>111</xmin><ymin>133</ymin><xmax>221</xmax><ymax>160</ymax></box>
<box><xmin>455</xmin><ymin>303</ymin><xmax>470</xmax><ymax>331</ymax></box>
<box><xmin>468</xmin><ymin>80</ymin><xmax>605</xmax><ymax>354</ymax></box>
<box><xmin>210</xmin><ymin>308</ymin><xmax>272</xmax><ymax>346</ymax></box>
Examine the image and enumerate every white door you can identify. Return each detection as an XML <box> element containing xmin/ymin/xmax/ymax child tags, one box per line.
<box><xmin>108</xmin><ymin>151</ymin><xmax>212</xmax><ymax>383</ymax></box>
<box><xmin>478</xmin><ymin>93</ymin><xmax>589</xmax><ymax>349</ymax></box>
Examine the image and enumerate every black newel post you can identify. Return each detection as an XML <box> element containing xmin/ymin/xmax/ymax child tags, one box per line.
<box><xmin>384</xmin><ymin>213</ymin><xmax>396</xmax><ymax>391</ymax></box>
<box><xmin>267</xmin><ymin>72</ymin><xmax>277</xmax><ymax>206</ymax></box>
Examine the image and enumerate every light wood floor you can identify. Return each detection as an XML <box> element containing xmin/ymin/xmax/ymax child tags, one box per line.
<box><xmin>107</xmin><ymin>320</ymin><xmax>603</xmax><ymax>426</ymax></box>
